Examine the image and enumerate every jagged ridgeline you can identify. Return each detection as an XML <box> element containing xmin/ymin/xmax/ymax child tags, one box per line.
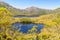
<box><xmin>0</xmin><ymin>1</ymin><xmax>52</xmax><ymax>17</ymax></box>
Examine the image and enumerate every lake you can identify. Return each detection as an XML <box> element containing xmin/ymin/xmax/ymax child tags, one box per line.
<box><xmin>12</xmin><ymin>22</ymin><xmax>44</xmax><ymax>33</ymax></box>
<box><xmin>13</xmin><ymin>16</ymin><xmax>38</xmax><ymax>18</ymax></box>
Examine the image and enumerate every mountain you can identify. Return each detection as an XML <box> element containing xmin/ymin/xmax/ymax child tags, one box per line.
<box><xmin>53</xmin><ymin>8</ymin><xmax>60</xmax><ymax>13</ymax></box>
<box><xmin>0</xmin><ymin>1</ymin><xmax>23</xmax><ymax>16</ymax></box>
<box><xmin>23</xmin><ymin>6</ymin><xmax>52</xmax><ymax>16</ymax></box>
<box><xmin>0</xmin><ymin>1</ymin><xmax>52</xmax><ymax>17</ymax></box>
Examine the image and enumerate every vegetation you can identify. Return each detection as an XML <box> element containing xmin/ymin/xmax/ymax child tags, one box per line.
<box><xmin>20</xmin><ymin>18</ymin><xmax>33</xmax><ymax>24</ymax></box>
<box><xmin>11</xmin><ymin>13</ymin><xmax>60</xmax><ymax>40</ymax></box>
<box><xmin>0</xmin><ymin>2</ymin><xmax>60</xmax><ymax>40</ymax></box>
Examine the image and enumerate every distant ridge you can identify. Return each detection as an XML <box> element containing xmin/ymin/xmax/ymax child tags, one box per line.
<box><xmin>1</xmin><ymin>1</ymin><xmax>59</xmax><ymax>17</ymax></box>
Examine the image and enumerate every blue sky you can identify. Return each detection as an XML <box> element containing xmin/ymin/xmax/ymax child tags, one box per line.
<box><xmin>1</xmin><ymin>0</ymin><xmax>60</xmax><ymax>9</ymax></box>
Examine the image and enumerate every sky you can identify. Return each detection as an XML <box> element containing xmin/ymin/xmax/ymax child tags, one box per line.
<box><xmin>1</xmin><ymin>0</ymin><xmax>60</xmax><ymax>9</ymax></box>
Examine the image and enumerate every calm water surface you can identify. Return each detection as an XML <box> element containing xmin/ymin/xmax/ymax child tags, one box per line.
<box><xmin>12</xmin><ymin>22</ymin><xmax>44</xmax><ymax>33</ymax></box>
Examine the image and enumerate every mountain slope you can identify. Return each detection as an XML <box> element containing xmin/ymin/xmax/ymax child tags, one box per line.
<box><xmin>23</xmin><ymin>6</ymin><xmax>52</xmax><ymax>16</ymax></box>
<box><xmin>0</xmin><ymin>1</ymin><xmax>52</xmax><ymax>17</ymax></box>
<box><xmin>0</xmin><ymin>1</ymin><xmax>23</xmax><ymax>16</ymax></box>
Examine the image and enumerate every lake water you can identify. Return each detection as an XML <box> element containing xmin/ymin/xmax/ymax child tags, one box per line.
<box><xmin>13</xmin><ymin>16</ymin><xmax>38</xmax><ymax>18</ymax></box>
<box><xmin>12</xmin><ymin>22</ymin><xmax>44</xmax><ymax>33</ymax></box>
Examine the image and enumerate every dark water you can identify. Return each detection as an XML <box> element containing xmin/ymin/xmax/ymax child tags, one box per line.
<box><xmin>12</xmin><ymin>22</ymin><xmax>44</xmax><ymax>33</ymax></box>
<box><xmin>13</xmin><ymin>16</ymin><xmax>38</xmax><ymax>18</ymax></box>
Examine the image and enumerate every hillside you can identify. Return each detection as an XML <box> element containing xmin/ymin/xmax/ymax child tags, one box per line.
<box><xmin>37</xmin><ymin>13</ymin><xmax>60</xmax><ymax>40</ymax></box>
<box><xmin>0</xmin><ymin>1</ymin><xmax>52</xmax><ymax>17</ymax></box>
<box><xmin>0</xmin><ymin>1</ymin><xmax>23</xmax><ymax>16</ymax></box>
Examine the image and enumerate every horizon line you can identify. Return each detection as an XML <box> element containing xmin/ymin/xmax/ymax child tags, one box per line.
<box><xmin>0</xmin><ymin>1</ymin><xmax>60</xmax><ymax>10</ymax></box>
